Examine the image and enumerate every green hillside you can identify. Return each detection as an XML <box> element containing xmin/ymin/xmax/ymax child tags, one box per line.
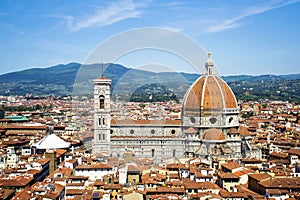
<box><xmin>0</xmin><ymin>63</ymin><xmax>299</xmax><ymax>102</ymax></box>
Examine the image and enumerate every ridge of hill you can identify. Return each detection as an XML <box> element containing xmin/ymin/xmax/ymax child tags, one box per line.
<box><xmin>0</xmin><ymin>63</ymin><xmax>299</xmax><ymax>102</ymax></box>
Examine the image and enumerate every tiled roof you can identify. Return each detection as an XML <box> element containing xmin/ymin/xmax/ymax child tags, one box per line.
<box><xmin>287</xmin><ymin>148</ymin><xmax>300</xmax><ymax>156</ymax></box>
<box><xmin>146</xmin><ymin>186</ymin><xmax>185</xmax><ymax>193</ymax></box>
<box><xmin>241</xmin><ymin>158</ymin><xmax>263</xmax><ymax>163</ymax></box>
<box><xmin>221</xmin><ymin>161</ymin><xmax>241</xmax><ymax>171</ymax></box>
<box><xmin>218</xmin><ymin>172</ymin><xmax>239</xmax><ymax>179</ymax></box>
<box><xmin>203</xmin><ymin>128</ymin><xmax>226</xmax><ymax>141</ymax></box>
<box><xmin>259</xmin><ymin>177</ymin><xmax>300</xmax><ymax>189</ymax></box>
<box><xmin>270</xmin><ymin>152</ymin><xmax>288</xmax><ymax>158</ymax></box>
<box><xmin>35</xmin><ymin>158</ymin><xmax>50</xmax><ymax>166</ymax></box>
<box><xmin>3</xmin><ymin>125</ymin><xmax>47</xmax><ymax>130</ymax></box>
<box><xmin>219</xmin><ymin>191</ymin><xmax>248</xmax><ymax>198</ymax></box>
<box><xmin>185</xmin><ymin>181</ymin><xmax>220</xmax><ymax>190</ymax></box>
<box><xmin>185</xmin><ymin>127</ymin><xmax>198</xmax><ymax>134</ymax></box>
<box><xmin>0</xmin><ymin>189</ymin><xmax>14</xmax><ymax>199</ymax></box>
<box><xmin>236</xmin><ymin>184</ymin><xmax>263</xmax><ymax>198</ymax></box>
<box><xmin>183</xmin><ymin>75</ymin><xmax>237</xmax><ymax>111</ymax></box>
<box><xmin>75</xmin><ymin>163</ymin><xmax>112</xmax><ymax>170</ymax></box>
<box><xmin>0</xmin><ymin>176</ymin><xmax>34</xmax><ymax>187</ymax></box>
<box><xmin>111</xmin><ymin>119</ymin><xmax>181</xmax><ymax>125</ymax></box>
<box><xmin>248</xmin><ymin>173</ymin><xmax>271</xmax><ymax>181</ymax></box>
<box><xmin>103</xmin><ymin>183</ymin><xmax>122</xmax><ymax>190</ymax></box>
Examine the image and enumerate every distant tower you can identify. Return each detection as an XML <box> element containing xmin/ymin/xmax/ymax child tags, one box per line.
<box><xmin>93</xmin><ymin>74</ymin><xmax>112</xmax><ymax>155</ymax></box>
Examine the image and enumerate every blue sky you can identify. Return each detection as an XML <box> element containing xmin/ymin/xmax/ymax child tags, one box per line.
<box><xmin>0</xmin><ymin>0</ymin><xmax>299</xmax><ymax>75</ymax></box>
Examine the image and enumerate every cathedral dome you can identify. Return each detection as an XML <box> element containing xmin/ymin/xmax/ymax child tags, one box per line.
<box><xmin>182</xmin><ymin>52</ymin><xmax>238</xmax><ymax>116</ymax></box>
<box><xmin>203</xmin><ymin>128</ymin><xmax>226</xmax><ymax>141</ymax></box>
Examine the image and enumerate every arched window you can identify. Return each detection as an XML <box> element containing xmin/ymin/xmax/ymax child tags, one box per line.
<box><xmin>151</xmin><ymin>149</ymin><xmax>155</xmax><ymax>157</ymax></box>
<box><xmin>99</xmin><ymin>95</ymin><xmax>105</xmax><ymax>109</ymax></box>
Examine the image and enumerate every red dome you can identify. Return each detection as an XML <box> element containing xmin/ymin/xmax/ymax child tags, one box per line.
<box><xmin>182</xmin><ymin>53</ymin><xmax>238</xmax><ymax>115</ymax></box>
<box><xmin>203</xmin><ymin>128</ymin><xmax>226</xmax><ymax>141</ymax></box>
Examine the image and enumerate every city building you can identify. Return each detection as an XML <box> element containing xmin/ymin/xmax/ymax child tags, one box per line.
<box><xmin>93</xmin><ymin>53</ymin><xmax>242</xmax><ymax>160</ymax></box>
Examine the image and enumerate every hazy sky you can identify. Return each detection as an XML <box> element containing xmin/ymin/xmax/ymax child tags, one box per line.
<box><xmin>0</xmin><ymin>0</ymin><xmax>299</xmax><ymax>75</ymax></box>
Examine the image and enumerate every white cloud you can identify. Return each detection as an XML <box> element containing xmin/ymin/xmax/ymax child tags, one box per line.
<box><xmin>164</xmin><ymin>1</ymin><xmax>185</xmax><ymax>10</ymax></box>
<box><xmin>66</xmin><ymin>0</ymin><xmax>145</xmax><ymax>31</ymax></box>
<box><xmin>208</xmin><ymin>0</ymin><xmax>300</xmax><ymax>32</ymax></box>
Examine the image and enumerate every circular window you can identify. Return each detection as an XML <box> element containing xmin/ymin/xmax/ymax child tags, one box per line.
<box><xmin>130</xmin><ymin>129</ymin><xmax>134</xmax><ymax>134</ymax></box>
<box><xmin>151</xmin><ymin>129</ymin><xmax>155</xmax><ymax>134</ymax></box>
<box><xmin>229</xmin><ymin>117</ymin><xmax>233</xmax><ymax>123</ymax></box>
<box><xmin>190</xmin><ymin>117</ymin><xmax>195</xmax><ymax>123</ymax></box>
<box><xmin>171</xmin><ymin>129</ymin><xmax>176</xmax><ymax>134</ymax></box>
<box><xmin>209</xmin><ymin>117</ymin><xmax>217</xmax><ymax>124</ymax></box>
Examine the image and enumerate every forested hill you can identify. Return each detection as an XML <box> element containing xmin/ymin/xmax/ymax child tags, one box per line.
<box><xmin>0</xmin><ymin>63</ymin><xmax>299</xmax><ymax>102</ymax></box>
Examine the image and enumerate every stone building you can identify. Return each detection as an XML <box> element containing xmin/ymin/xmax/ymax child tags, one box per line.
<box><xmin>93</xmin><ymin>53</ymin><xmax>242</xmax><ymax>160</ymax></box>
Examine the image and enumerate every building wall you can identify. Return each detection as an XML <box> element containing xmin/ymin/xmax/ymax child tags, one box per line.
<box><xmin>74</xmin><ymin>168</ymin><xmax>113</xmax><ymax>182</ymax></box>
<box><xmin>93</xmin><ymin>78</ymin><xmax>112</xmax><ymax>155</ymax></box>
<box><xmin>93</xmin><ymin>76</ymin><xmax>242</xmax><ymax>160</ymax></box>
<box><xmin>0</xmin><ymin>154</ymin><xmax>7</xmax><ymax>170</ymax></box>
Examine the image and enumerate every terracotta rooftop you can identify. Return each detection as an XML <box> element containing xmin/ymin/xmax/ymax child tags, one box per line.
<box><xmin>219</xmin><ymin>191</ymin><xmax>248</xmax><ymax>198</ymax></box>
<box><xmin>183</xmin><ymin>75</ymin><xmax>237</xmax><ymax>111</ymax></box>
<box><xmin>185</xmin><ymin>181</ymin><xmax>220</xmax><ymax>190</ymax></box>
<box><xmin>218</xmin><ymin>172</ymin><xmax>239</xmax><ymax>179</ymax></box>
<box><xmin>287</xmin><ymin>148</ymin><xmax>300</xmax><ymax>156</ymax></box>
<box><xmin>146</xmin><ymin>186</ymin><xmax>185</xmax><ymax>194</ymax></box>
<box><xmin>259</xmin><ymin>177</ymin><xmax>300</xmax><ymax>189</ymax></box>
<box><xmin>75</xmin><ymin>163</ymin><xmax>112</xmax><ymax>170</ymax></box>
<box><xmin>0</xmin><ymin>176</ymin><xmax>34</xmax><ymax>187</ymax></box>
<box><xmin>270</xmin><ymin>152</ymin><xmax>288</xmax><ymax>159</ymax></box>
<box><xmin>203</xmin><ymin>128</ymin><xmax>226</xmax><ymax>141</ymax></box>
<box><xmin>221</xmin><ymin>161</ymin><xmax>241</xmax><ymax>171</ymax></box>
<box><xmin>248</xmin><ymin>173</ymin><xmax>271</xmax><ymax>181</ymax></box>
<box><xmin>111</xmin><ymin>119</ymin><xmax>181</xmax><ymax>125</ymax></box>
<box><xmin>35</xmin><ymin>158</ymin><xmax>50</xmax><ymax>166</ymax></box>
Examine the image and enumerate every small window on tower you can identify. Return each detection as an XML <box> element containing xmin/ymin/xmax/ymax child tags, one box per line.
<box><xmin>190</xmin><ymin>117</ymin><xmax>195</xmax><ymax>123</ymax></box>
<box><xmin>99</xmin><ymin>95</ymin><xmax>105</xmax><ymax>109</ymax></box>
<box><xmin>209</xmin><ymin>117</ymin><xmax>217</xmax><ymax>124</ymax></box>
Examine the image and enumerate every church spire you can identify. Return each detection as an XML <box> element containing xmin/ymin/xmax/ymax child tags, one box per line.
<box><xmin>205</xmin><ymin>52</ymin><xmax>214</xmax><ymax>75</ymax></box>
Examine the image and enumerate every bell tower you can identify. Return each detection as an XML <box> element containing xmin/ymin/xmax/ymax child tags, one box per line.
<box><xmin>93</xmin><ymin>75</ymin><xmax>112</xmax><ymax>155</ymax></box>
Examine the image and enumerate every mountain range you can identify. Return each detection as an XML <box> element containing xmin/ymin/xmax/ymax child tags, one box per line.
<box><xmin>0</xmin><ymin>63</ymin><xmax>299</xmax><ymax>102</ymax></box>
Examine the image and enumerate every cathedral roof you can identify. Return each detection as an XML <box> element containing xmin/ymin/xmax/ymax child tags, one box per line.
<box><xmin>182</xmin><ymin>52</ymin><xmax>238</xmax><ymax>115</ymax></box>
<box><xmin>185</xmin><ymin>127</ymin><xmax>198</xmax><ymax>134</ymax></box>
<box><xmin>111</xmin><ymin>119</ymin><xmax>181</xmax><ymax>126</ymax></box>
<box><xmin>203</xmin><ymin>128</ymin><xmax>226</xmax><ymax>141</ymax></box>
